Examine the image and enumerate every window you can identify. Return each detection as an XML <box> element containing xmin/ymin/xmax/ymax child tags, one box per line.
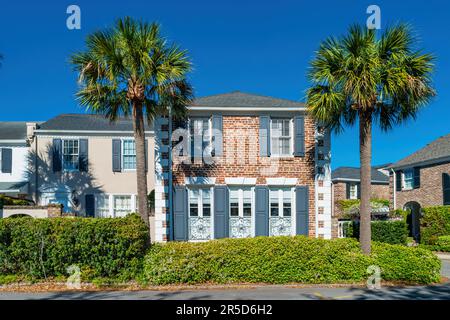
<box><xmin>188</xmin><ymin>188</ymin><xmax>212</xmax><ymax>240</ymax></box>
<box><xmin>63</xmin><ymin>139</ymin><xmax>79</xmax><ymax>170</ymax></box>
<box><xmin>113</xmin><ymin>195</ymin><xmax>132</xmax><ymax>217</ymax></box>
<box><xmin>403</xmin><ymin>169</ymin><xmax>414</xmax><ymax>190</ymax></box>
<box><xmin>96</xmin><ymin>195</ymin><xmax>111</xmax><ymax>218</ymax></box>
<box><xmin>229</xmin><ymin>187</ymin><xmax>253</xmax><ymax>238</ymax></box>
<box><xmin>190</xmin><ymin>118</ymin><xmax>211</xmax><ymax>159</ymax></box>
<box><xmin>122</xmin><ymin>140</ymin><xmax>136</xmax><ymax>170</ymax></box>
<box><xmin>349</xmin><ymin>184</ymin><xmax>358</xmax><ymax>199</ymax></box>
<box><xmin>269</xmin><ymin>188</ymin><xmax>294</xmax><ymax>236</ymax></box>
<box><xmin>271</xmin><ymin>119</ymin><xmax>292</xmax><ymax>156</ymax></box>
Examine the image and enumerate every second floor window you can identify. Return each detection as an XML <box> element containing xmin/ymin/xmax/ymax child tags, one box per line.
<box><xmin>403</xmin><ymin>169</ymin><xmax>414</xmax><ymax>190</ymax></box>
<box><xmin>271</xmin><ymin>119</ymin><xmax>292</xmax><ymax>156</ymax></box>
<box><xmin>63</xmin><ymin>139</ymin><xmax>79</xmax><ymax>170</ymax></box>
<box><xmin>190</xmin><ymin>118</ymin><xmax>211</xmax><ymax>159</ymax></box>
<box><xmin>122</xmin><ymin>140</ymin><xmax>136</xmax><ymax>170</ymax></box>
<box><xmin>349</xmin><ymin>184</ymin><xmax>358</xmax><ymax>199</ymax></box>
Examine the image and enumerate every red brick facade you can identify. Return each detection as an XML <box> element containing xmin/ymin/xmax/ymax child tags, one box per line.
<box><xmin>172</xmin><ymin>114</ymin><xmax>318</xmax><ymax>237</ymax></box>
<box><xmin>390</xmin><ymin>162</ymin><xmax>450</xmax><ymax>209</ymax></box>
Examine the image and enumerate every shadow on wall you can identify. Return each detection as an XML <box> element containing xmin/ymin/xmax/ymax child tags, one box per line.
<box><xmin>26</xmin><ymin>143</ymin><xmax>104</xmax><ymax>216</ymax></box>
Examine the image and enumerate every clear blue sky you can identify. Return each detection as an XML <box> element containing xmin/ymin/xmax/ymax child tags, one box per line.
<box><xmin>0</xmin><ymin>0</ymin><xmax>448</xmax><ymax>168</ymax></box>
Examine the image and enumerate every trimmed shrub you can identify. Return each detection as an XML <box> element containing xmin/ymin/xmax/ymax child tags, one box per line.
<box><xmin>420</xmin><ymin>206</ymin><xmax>450</xmax><ymax>245</ymax></box>
<box><xmin>143</xmin><ymin>237</ymin><xmax>440</xmax><ymax>285</ymax></box>
<box><xmin>344</xmin><ymin>220</ymin><xmax>408</xmax><ymax>245</ymax></box>
<box><xmin>0</xmin><ymin>214</ymin><xmax>149</xmax><ymax>280</ymax></box>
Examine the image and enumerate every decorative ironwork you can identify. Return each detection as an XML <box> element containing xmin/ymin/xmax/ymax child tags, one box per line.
<box><xmin>230</xmin><ymin>217</ymin><xmax>252</xmax><ymax>238</ymax></box>
<box><xmin>269</xmin><ymin>217</ymin><xmax>292</xmax><ymax>236</ymax></box>
<box><xmin>189</xmin><ymin>217</ymin><xmax>211</xmax><ymax>240</ymax></box>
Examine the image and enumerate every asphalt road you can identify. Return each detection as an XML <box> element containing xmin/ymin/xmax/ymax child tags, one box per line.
<box><xmin>1</xmin><ymin>260</ymin><xmax>449</xmax><ymax>300</ymax></box>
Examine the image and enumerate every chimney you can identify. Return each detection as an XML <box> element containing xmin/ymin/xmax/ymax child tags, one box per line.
<box><xmin>26</xmin><ymin>122</ymin><xmax>38</xmax><ymax>142</ymax></box>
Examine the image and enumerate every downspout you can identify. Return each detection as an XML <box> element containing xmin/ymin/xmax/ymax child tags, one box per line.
<box><xmin>168</xmin><ymin>106</ymin><xmax>173</xmax><ymax>241</ymax></box>
<box><xmin>391</xmin><ymin>168</ymin><xmax>396</xmax><ymax>210</ymax></box>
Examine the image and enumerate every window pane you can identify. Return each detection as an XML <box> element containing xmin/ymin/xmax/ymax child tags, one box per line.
<box><xmin>122</xmin><ymin>140</ymin><xmax>136</xmax><ymax>169</ymax></box>
<box><xmin>63</xmin><ymin>140</ymin><xmax>79</xmax><ymax>170</ymax></box>
<box><xmin>230</xmin><ymin>188</ymin><xmax>239</xmax><ymax>216</ymax></box>
<box><xmin>189</xmin><ymin>189</ymin><xmax>199</xmax><ymax>216</ymax></box>
<box><xmin>243</xmin><ymin>189</ymin><xmax>252</xmax><ymax>216</ymax></box>
<box><xmin>114</xmin><ymin>195</ymin><xmax>132</xmax><ymax>217</ymax></box>
<box><xmin>270</xmin><ymin>190</ymin><xmax>279</xmax><ymax>217</ymax></box>
<box><xmin>202</xmin><ymin>189</ymin><xmax>211</xmax><ymax>217</ymax></box>
<box><xmin>190</xmin><ymin>204</ymin><xmax>198</xmax><ymax>216</ymax></box>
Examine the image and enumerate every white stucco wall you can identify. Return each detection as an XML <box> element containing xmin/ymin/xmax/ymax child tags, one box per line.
<box><xmin>0</xmin><ymin>144</ymin><xmax>29</xmax><ymax>183</ymax></box>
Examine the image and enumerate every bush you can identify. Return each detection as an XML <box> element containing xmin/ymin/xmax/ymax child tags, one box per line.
<box><xmin>0</xmin><ymin>195</ymin><xmax>33</xmax><ymax>209</ymax></box>
<box><xmin>420</xmin><ymin>206</ymin><xmax>450</xmax><ymax>245</ymax></box>
<box><xmin>0</xmin><ymin>214</ymin><xmax>149</xmax><ymax>280</ymax></box>
<box><xmin>143</xmin><ymin>237</ymin><xmax>440</xmax><ymax>285</ymax></box>
<box><xmin>344</xmin><ymin>220</ymin><xmax>408</xmax><ymax>245</ymax></box>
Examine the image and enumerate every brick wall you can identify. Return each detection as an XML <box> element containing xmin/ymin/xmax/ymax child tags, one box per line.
<box><xmin>391</xmin><ymin>162</ymin><xmax>450</xmax><ymax>209</ymax></box>
<box><xmin>172</xmin><ymin>114</ymin><xmax>318</xmax><ymax>237</ymax></box>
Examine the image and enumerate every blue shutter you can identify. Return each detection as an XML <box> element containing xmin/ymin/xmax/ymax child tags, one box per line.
<box><xmin>85</xmin><ymin>194</ymin><xmax>95</xmax><ymax>217</ymax></box>
<box><xmin>214</xmin><ymin>186</ymin><xmax>229</xmax><ymax>239</ymax></box>
<box><xmin>255</xmin><ymin>186</ymin><xmax>269</xmax><ymax>236</ymax></box>
<box><xmin>1</xmin><ymin>148</ymin><xmax>12</xmax><ymax>173</ymax></box>
<box><xmin>212</xmin><ymin>115</ymin><xmax>223</xmax><ymax>157</ymax></box>
<box><xmin>413</xmin><ymin>167</ymin><xmax>420</xmax><ymax>189</ymax></box>
<box><xmin>357</xmin><ymin>183</ymin><xmax>361</xmax><ymax>199</ymax></box>
<box><xmin>173</xmin><ymin>186</ymin><xmax>188</xmax><ymax>241</ymax></box>
<box><xmin>294</xmin><ymin>116</ymin><xmax>305</xmax><ymax>156</ymax></box>
<box><xmin>79</xmin><ymin>139</ymin><xmax>88</xmax><ymax>172</ymax></box>
<box><xmin>52</xmin><ymin>139</ymin><xmax>62</xmax><ymax>172</ymax></box>
<box><xmin>346</xmin><ymin>183</ymin><xmax>350</xmax><ymax>199</ymax></box>
<box><xmin>112</xmin><ymin>139</ymin><xmax>121</xmax><ymax>172</ymax></box>
<box><xmin>443</xmin><ymin>173</ymin><xmax>450</xmax><ymax>205</ymax></box>
<box><xmin>396</xmin><ymin>170</ymin><xmax>402</xmax><ymax>191</ymax></box>
<box><xmin>259</xmin><ymin>116</ymin><xmax>270</xmax><ymax>157</ymax></box>
<box><xmin>296</xmin><ymin>186</ymin><xmax>309</xmax><ymax>235</ymax></box>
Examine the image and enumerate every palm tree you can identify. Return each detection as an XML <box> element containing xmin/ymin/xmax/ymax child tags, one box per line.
<box><xmin>71</xmin><ymin>17</ymin><xmax>193</xmax><ymax>236</ymax></box>
<box><xmin>307</xmin><ymin>24</ymin><xmax>435</xmax><ymax>254</ymax></box>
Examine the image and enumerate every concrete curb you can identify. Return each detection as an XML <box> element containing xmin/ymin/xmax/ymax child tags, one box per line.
<box><xmin>435</xmin><ymin>253</ymin><xmax>450</xmax><ymax>260</ymax></box>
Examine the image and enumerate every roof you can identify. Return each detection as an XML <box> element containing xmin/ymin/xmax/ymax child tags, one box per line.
<box><xmin>0</xmin><ymin>122</ymin><xmax>29</xmax><ymax>140</ymax></box>
<box><xmin>389</xmin><ymin>134</ymin><xmax>450</xmax><ymax>169</ymax></box>
<box><xmin>332</xmin><ymin>166</ymin><xmax>389</xmax><ymax>183</ymax></box>
<box><xmin>0</xmin><ymin>181</ymin><xmax>28</xmax><ymax>193</ymax></box>
<box><xmin>191</xmin><ymin>91</ymin><xmax>305</xmax><ymax>109</ymax></box>
<box><xmin>38</xmin><ymin>114</ymin><xmax>152</xmax><ymax>132</ymax></box>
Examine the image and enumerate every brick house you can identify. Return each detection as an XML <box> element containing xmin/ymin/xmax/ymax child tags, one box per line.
<box><xmin>331</xmin><ymin>165</ymin><xmax>390</xmax><ymax>217</ymax></box>
<box><xmin>387</xmin><ymin>133</ymin><xmax>450</xmax><ymax>240</ymax></box>
<box><xmin>153</xmin><ymin>91</ymin><xmax>332</xmax><ymax>242</ymax></box>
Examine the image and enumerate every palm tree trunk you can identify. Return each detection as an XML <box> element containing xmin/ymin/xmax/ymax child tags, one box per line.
<box><xmin>359</xmin><ymin>110</ymin><xmax>372</xmax><ymax>255</ymax></box>
<box><xmin>132</xmin><ymin>101</ymin><xmax>150</xmax><ymax>235</ymax></box>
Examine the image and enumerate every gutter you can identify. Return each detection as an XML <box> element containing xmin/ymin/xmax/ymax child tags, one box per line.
<box><xmin>391</xmin><ymin>168</ymin><xmax>396</xmax><ymax>210</ymax></box>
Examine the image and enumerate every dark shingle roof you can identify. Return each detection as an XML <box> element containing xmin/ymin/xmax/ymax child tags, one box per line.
<box><xmin>191</xmin><ymin>91</ymin><xmax>305</xmax><ymax>108</ymax></box>
<box><xmin>389</xmin><ymin>134</ymin><xmax>450</xmax><ymax>169</ymax></box>
<box><xmin>38</xmin><ymin>114</ymin><xmax>152</xmax><ymax>131</ymax></box>
<box><xmin>0</xmin><ymin>122</ymin><xmax>29</xmax><ymax>140</ymax></box>
<box><xmin>332</xmin><ymin>166</ymin><xmax>389</xmax><ymax>183</ymax></box>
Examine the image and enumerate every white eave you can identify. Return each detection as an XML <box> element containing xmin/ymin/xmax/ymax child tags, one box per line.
<box><xmin>188</xmin><ymin>105</ymin><xmax>306</xmax><ymax>112</ymax></box>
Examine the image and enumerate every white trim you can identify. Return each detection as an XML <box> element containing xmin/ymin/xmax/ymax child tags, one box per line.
<box><xmin>188</xmin><ymin>106</ymin><xmax>306</xmax><ymax>112</ymax></box>
<box><xmin>184</xmin><ymin>177</ymin><xmax>216</xmax><ymax>185</ymax></box>
<box><xmin>0</xmin><ymin>140</ymin><xmax>27</xmax><ymax>144</ymax></box>
<box><xmin>332</xmin><ymin>178</ymin><xmax>388</xmax><ymax>184</ymax></box>
<box><xmin>225</xmin><ymin>177</ymin><xmax>257</xmax><ymax>185</ymax></box>
<box><xmin>266</xmin><ymin>177</ymin><xmax>298</xmax><ymax>186</ymax></box>
<box><xmin>270</xmin><ymin>118</ymin><xmax>294</xmax><ymax>157</ymax></box>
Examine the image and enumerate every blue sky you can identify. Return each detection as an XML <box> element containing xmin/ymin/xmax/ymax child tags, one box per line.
<box><xmin>0</xmin><ymin>0</ymin><xmax>448</xmax><ymax>168</ymax></box>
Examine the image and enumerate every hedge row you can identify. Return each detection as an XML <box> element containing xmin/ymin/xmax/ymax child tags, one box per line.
<box><xmin>143</xmin><ymin>236</ymin><xmax>441</xmax><ymax>285</ymax></box>
<box><xmin>0</xmin><ymin>214</ymin><xmax>149</xmax><ymax>279</ymax></box>
<box><xmin>343</xmin><ymin>220</ymin><xmax>408</xmax><ymax>245</ymax></box>
<box><xmin>420</xmin><ymin>206</ymin><xmax>450</xmax><ymax>245</ymax></box>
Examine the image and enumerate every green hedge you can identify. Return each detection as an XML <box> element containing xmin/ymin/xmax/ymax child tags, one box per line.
<box><xmin>143</xmin><ymin>237</ymin><xmax>440</xmax><ymax>285</ymax></box>
<box><xmin>0</xmin><ymin>214</ymin><xmax>149</xmax><ymax>280</ymax></box>
<box><xmin>343</xmin><ymin>220</ymin><xmax>408</xmax><ymax>245</ymax></box>
<box><xmin>421</xmin><ymin>236</ymin><xmax>450</xmax><ymax>252</ymax></box>
<box><xmin>420</xmin><ymin>206</ymin><xmax>450</xmax><ymax>245</ymax></box>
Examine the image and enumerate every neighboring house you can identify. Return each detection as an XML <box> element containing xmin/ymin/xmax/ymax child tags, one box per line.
<box><xmin>0</xmin><ymin>122</ymin><xmax>38</xmax><ymax>198</ymax></box>
<box><xmin>27</xmin><ymin>114</ymin><xmax>155</xmax><ymax>220</ymax></box>
<box><xmin>331</xmin><ymin>165</ymin><xmax>390</xmax><ymax>214</ymax></box>
<box><xmin>153</xmin><ymin>91</ymin><xmax>332</xmax><ymax>242</ymax></box>
<box><xmin>387</xmin><ymin>133</ymin><xmax>450</xmax><ymax>241</ymax></box>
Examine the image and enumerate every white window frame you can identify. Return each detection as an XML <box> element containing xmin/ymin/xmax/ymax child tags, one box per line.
<box><xmin>229</xmin><ymin>187</ymin><xmax>254</xmax><ymax>218</ymax></box>
<box><xmin>269</xmin><ymin>187</ymin><xmax>296</xmax><ymax>235</ymax></box>
<box><xmin>188</xmin><ymin>117</ymin><xmax>212</xmax><ymax>159</ymax></box>
<box><xmin>94</xmin><ymin>194</ymin><xmax>137</xmax><ymax>218</ymax></box>
<box><xmin>402</xmin><ymin>169</ymin><xmax>414</xmax><ymax>190</ymax></box>
<box><xmin>188</xmin><ymin>187</ymin><xmax>212</xmax><ymax>218</ymax></box>
<box><xmin>349</xmin><ymin>183</ymin><xmax>358</xmax><ymax>200</ymax></box>
<box><xmin>62</xmin><ymin>139</ymin><xmax>80</xmax><ymax>172</ymax></box>
<box><xmin>121</xmin><ymin>139</ymin><xmax>136</xmax><ymax>171</ymax></box>
<box><xmin>270</xmin><ymin>118</ymin><xmax>294</xmax><ymax>157</ymax></box>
